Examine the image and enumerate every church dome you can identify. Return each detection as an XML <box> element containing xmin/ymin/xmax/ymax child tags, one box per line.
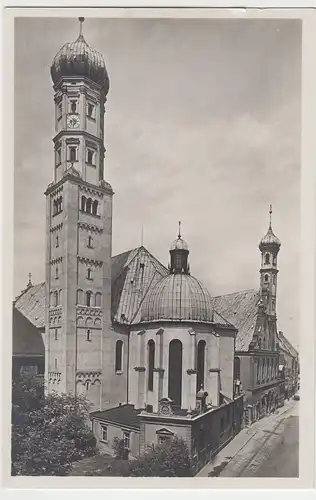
<box><xmin>140</xmin><ymin>273</ymin><xmax>213</xmax><ymax>323</ymax></box>
<box><xmin>50</xmin><ymin>18</ymin><xmax>109</xmax><ymax>94</ymax></box>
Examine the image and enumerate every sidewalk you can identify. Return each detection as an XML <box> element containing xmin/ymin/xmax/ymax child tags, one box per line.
<box><xmin>197</xmin><ymin>399</ymin><xmax>297</xmax><ymax>477</ymax></box>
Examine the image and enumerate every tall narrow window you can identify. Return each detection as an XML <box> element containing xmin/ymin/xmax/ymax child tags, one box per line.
<box><xmin>56</xmin><ymin>235</ymin><xmax>59</xmax><ymax>247</ymax></box>
<box><xmin>92</xmin><ymin>200</ymin><xmax>98</xmax><ymax>215</ymax></box>
<box><xmin>86</xmin><ymin>329</ymin><xmax>91</xmax><ymax>342</ymax></box>
<box><xmin>87</xmin><ymin>150</ymin><xmax>95</xmax><ymax>165</ymax></box>
<box><xmin>256</xmin><ymin>359</ymin><xmax>260</xmax><ymax>383</ymax></box>
<box><xmin>54</xmin><ymin>329</ymin><xmax>58</xmax><ymax>341</ymax></box>
<box><xmin>70</xmin><ymin>100</ymin><xmax>77</xmax><ymax>113</ymax></box>
<box><xmin>54</xmin><ymin>358</ymin><xmax>57</xmax><ymax>369</ymax></box>
<box><xmin>264</xmin><ymin>274</ymin><xmax>269</xmax><ymax>282</ymax></box>
<box><xmin>86</xmin><ymin>381</ymin><xmax>90</xmax><ymax>391</ymax></box>
<box><xmin>88</xmin><ymin>236</ymin><xmax>93</xmax><ymax>248</ymax></box>
<box><xmin>86</xmin><ymin>198</ymin><xmax>92</xmax><ymax>213</ymax></box>
<box><xmin>87</xmin><ymin>268</ymin><xmax>92</xmax><ymax>280</ymax></box>
<box><xmin>81</xmin><ymin>196</ymin><xmax>86</xmax><ymax>211</ymax></box>
<box><xmin>115</xmin><ymin>340</ymin><xmax>123</xmax><ymax>372</ymax></box>
<box><xmin>197</xmin><ymin>340</ymin><xmax>206</xmax><ymax>392</ymax></box>
<box><xmin>54</xmin><ymin>290</ymin><xmax>58</xmax><ymax>307</ymax></box>
<box><xmin>123</xmin><ymin>431</ymin><xmax>130</xmax><ymax>449</ymax></box>
<box><xmin>69</xmin><ymin>147</ymin><xmax>76</xmax><ymax>163</ymax></box>
<box><xmin>87</xmin><ymin>102</ymin><xmax>95</xmax><ymax>118</ymax></box>
<box><xmin>148</xmin><ymin>340</ymin><xmax>155</xmax><ymax>391</ymax></box>
<box><xmin>86</xmin><ymin>291</ymin><xmax>92</xmax><ymax>307</ymax></box>
<box><xmin>265</xmin><ymin>253</ymin><xmax>270</xmax><ymax>264</ymax></box>
<box><xmin>95</xmin><ymin>292</ymin><xmax>102</xmax><ymax>307</ymax></box>
<box><xmin>55</xmin><ymin>266</ymin><xmax>59</xmax><ymax>279</ymax></box>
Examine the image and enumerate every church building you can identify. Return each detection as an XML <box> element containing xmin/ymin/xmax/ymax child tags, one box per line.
<box><xmin>13</xmin><ymin>18</ymin><xmax>298</xmax><ymax>473</ymax></box>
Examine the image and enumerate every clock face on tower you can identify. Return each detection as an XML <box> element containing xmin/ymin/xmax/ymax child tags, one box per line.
<box><xmin>67</xmin><ymin>114</ymin><xmax>80</xmax><ymax>129</ymax></box>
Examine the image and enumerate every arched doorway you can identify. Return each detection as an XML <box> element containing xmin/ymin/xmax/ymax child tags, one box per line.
<box><xmin>168</xmin><ymin>339</ymin><xmax>183</xmax><ymax>407</ymax></box>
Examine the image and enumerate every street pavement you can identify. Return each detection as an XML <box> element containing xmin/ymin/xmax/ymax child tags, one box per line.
<box><xmin>197</xmin><ymin>398</ymin><xmax>299</xmax><ymax>478</ymax></box>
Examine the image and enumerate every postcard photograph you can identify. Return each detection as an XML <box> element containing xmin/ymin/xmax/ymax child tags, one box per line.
<box><xmin>8</xmin><ymin>10</ymin><xmax>304</xmax><ymax>483</ymax></box>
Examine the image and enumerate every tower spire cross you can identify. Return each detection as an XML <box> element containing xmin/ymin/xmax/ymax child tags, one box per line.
<box><xmin>269</xmin><ymin>204</ymin><xmax>272</xmax><ymax>228</ymax></box>
<box><xmin>178</xmin><ymin>221</ymin><xmax>181</xmax><ymax>239</ymax></box>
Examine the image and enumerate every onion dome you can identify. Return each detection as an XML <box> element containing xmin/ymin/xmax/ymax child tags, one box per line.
<box><xmin>259</xmin><ymin>205</ymin><xmax>281</xmax><ymax>252</ymax></box>
<box><xmin>140</xmin><ymin>273</ymin><xmax>214</xmax><ymax>323</ymax></box>
<box><xmin>141</xmin><ymin>223</ymin><xmax>213</xmax><ymax>323</ymax></box>
<box><xmin>51</xmin><ymin>18</ymin><xmax>109</xmax><ymax>94</ymax></box>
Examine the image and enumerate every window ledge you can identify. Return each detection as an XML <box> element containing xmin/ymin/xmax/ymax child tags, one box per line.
<box><xmin>115</xmin><ymin>370</ymin><xmax>123</xmax><ymax>375</ymax></box>
<box><xmin>100</xmin><ymin>440</ymin><xmax>108</xmax><ymax>444</ymax></box>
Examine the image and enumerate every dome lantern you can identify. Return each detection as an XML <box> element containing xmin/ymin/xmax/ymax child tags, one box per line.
<box><xmin>50</xmin><ymin>17</ymin><xmax>110</xmax><ymax>95</ymax></box>
<box><xmin>169</xmin><ymin>221</ymin><xmax>190</xmax><ymax>274</ymax></box>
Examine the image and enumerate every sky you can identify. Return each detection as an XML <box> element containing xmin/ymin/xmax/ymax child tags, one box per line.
<box><xmin>14</xmin><ymin>17</ymin><xmax>301</xmax><ymax>349</ymax></box>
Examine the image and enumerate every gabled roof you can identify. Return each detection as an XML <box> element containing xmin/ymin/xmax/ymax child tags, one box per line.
<box><xmin>14</xmin><ymin>246</ymin><xmax>169</xmax><ymax>329</ymax></box>
<box><xmin>12</xmin><ymin>307</ymin><xmax>45</xmax><ymax>357</ymax></box>
<box><xmin>211</xmin><ymin>289</ymin><xmax>261</xmax><ymax>351</ymax></box>
<box><xmin>14</xmin><ymin>282</ymin><xmax>46</xmax><ymax>329</ymax></box>
<box><xmin>277</xmin><ymin>331</ymin><xmax>299</xmax><ymax>359</ymax></box>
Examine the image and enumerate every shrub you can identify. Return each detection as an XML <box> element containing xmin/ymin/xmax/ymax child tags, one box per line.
<box><xmin>126</xmin><ymin>436</ymin><xmax>192</xmax><ymax>477</ymax></box>
<box><xmin>11</xmin><ymin>374</ymin><xmax>97</xmax><ymax>476</ymax></box>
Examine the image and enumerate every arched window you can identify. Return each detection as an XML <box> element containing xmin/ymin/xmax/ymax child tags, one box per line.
<box><xmin>168</xmin><ymin>339</ymin><xmax>182</xmax><ymax>407</ymax></box>
<box><xmin>148</xmin><ymin>340</ymin><xmax>155</xmax><ymax>391</ymax></box>
<box><xmin>86</xmin><ymin>198</ymin><xmax>92</xmax><ymax>213</ymax></box>
<box><xmin>54</xmin><ymin>290</ymin><xmax>58</xmax><ymax>307</ymax></box>
<box><xmin>81</xmin><ymin>196</ymin><xmax>86</xmax><ymax>211</ymax></box>
<box><xmin>70</xmin><ymin>100</ymin><xmax>77</xmax><ymax>113</ymax></box>
<box><xmin>197</xmin><ymin>340</ymin><xmax>206</xmax><ymax>391</ymax></box>
<box><xmin>265</xmin><ymin>253</ymin><xmax>270</xmax><ymax>264</ymax></box>
<box><xmin>234</xmin><ymin>356</ymin><xmax>241</xmax><ymax>380</ymax></box>
<box><xmin>86</xmin><ymin>291</ymin><xmax>92</xmax><ymax>307</ymax></box>
<box><xmin>87</xmin><ymin>268</ymin><xmax>92</xmax><ymax>280</ymax></box>
<box><xmin>58</xmin><ymin>289</ymin><xmax>62</xmax><ymax>305</ymax></box>
<box><xmin>92</xmin><ymin>200</ymin><xmax>98</xmax><ymax>215</ymax></box>
<box><xmin>115</xmin><ymin>340</ymin><xmax>123</xmax><ymax>372</ymax></box>
<box><xmin>95</xmin><ymin>292</ymin><xmax>102</xmax><ymax>307</ymax></box>
<box><xmin>264</xmin><ymin>274</ymin><xmax>269</xmax><ymax>282</ymax></box>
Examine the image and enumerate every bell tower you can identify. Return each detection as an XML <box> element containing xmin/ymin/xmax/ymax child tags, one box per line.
<box><xmin>258</xmin><ymin>205</ymin><xmax>281</xmax><ymax>317</ymax></box>
<box><xmin>44</xmin><ymin>18</ymin><xmax>113</xmax><ymax>410</ymax></box>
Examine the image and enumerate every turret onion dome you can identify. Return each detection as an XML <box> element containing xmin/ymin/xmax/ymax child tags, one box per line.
<box><xmin>51</xmin><ymin>18</ymin><xmax>109</xmax><ymax>94</ymax></box>
<box><xmin>259</xmin><ymin>205</ymin><xmax>281</xmax><ymax>251</ymax></box>
<box><xmin>141</xmin><ymin>223</ymin><xmax>214</xmax><ymax>323</ymax></box>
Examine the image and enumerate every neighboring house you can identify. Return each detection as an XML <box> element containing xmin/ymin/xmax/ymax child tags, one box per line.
<box><xmin>277</xmin><ymin>330</ymin><xmax>299</xmax><ymax>398</ymax></box>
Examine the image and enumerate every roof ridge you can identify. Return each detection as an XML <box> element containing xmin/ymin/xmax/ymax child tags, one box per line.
<box><xmin>212</xmin><ymin>288</ymin><xmax>258</xmax><ymax>299</ymax></box>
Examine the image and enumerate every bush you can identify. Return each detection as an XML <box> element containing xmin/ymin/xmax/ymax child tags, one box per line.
<box><xmin>126</xmin><ymin>437</ymin><xmax>192</xmax><ymax>477</ymax></box>
<box><xmin>11</xmin><ymin>374</ymin><xmax>97</xmax><ymax>476</ymax></box>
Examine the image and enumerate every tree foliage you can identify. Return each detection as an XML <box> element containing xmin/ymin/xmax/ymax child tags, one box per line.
<box><xmin>11</xmin><ymin>374</ymin><xmax>97</xmax><ymax>476</ymax></box>
<box><xmin>126</xmin><ymin>437</ymin><xmax>192</xmax><ymax>477</ymax></box>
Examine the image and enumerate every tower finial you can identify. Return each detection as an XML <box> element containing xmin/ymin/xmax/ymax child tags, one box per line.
<box><xmin>78</xmin><ymin>17</ymin><xmax>85</xmax><ymax>36</ymax></box>
<box><xmin>178</xmin><ymin>221</ymin><xmax>181</xmax><ymax>239</ymax></box>
<box><xmin>269</xmin><ymin>204</ymin><xmax>272</xmax><ymax>228</ymax></box>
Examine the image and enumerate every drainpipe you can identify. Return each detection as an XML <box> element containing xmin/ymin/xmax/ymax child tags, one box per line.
<box><xmin>126</xmin><ymin>327</ymin><xmax>130</xmax><ymax>404</ymax></box>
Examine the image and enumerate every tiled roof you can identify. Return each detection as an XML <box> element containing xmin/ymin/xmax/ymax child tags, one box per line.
<box><xmin>14</xmin><ymin>246</ymin><xmax>168</xmax><ymax>329</ymax></box>
<box><xmin>12</xmin><ymin>307</ymin><xmax>45</xmax><ymax>357</ymax></box>
<box><xmin>211</xmin><ymin>289</ymin><xmax>261</xmax><ymax>351</ymax></box>
<box><xmin>90</xmin><ymin>404</ymin><xmax>142</xmax><ymax>430</ymax></box>
<box><xmin>14</xmin><ymin>282</ymin><xmax>46</xmax><ymax>329</ymax></box>
<box><xmin>277</xmin><ymin>331</ymin><xmax>298</xmax><ymax>359</ymax></box>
